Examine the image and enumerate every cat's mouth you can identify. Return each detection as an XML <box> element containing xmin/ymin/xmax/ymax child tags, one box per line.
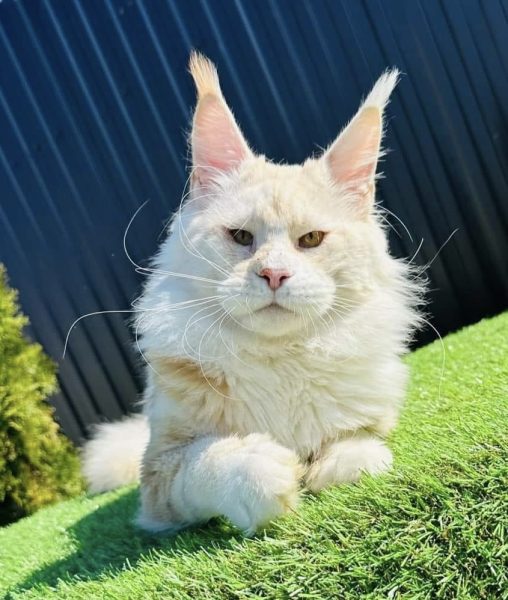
<box><xmin>238</xmin><ymin>299</ymin><xmax>304</xmax><ymax>336</ymax></box>
<box><xmin>258</xmin><ymin>301</ymin><xmax>294</xmax><ymax>314</ymax></box>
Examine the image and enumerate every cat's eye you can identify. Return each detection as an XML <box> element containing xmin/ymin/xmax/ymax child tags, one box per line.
<box><xmin>228</xmin><ymin>229</ymin><xmax>254</xmax><ymax>246</ymax></box>
<box><xmin>298</xmin><ymin>231</ymin><xmax>325</xmax><ymax>248</ymax></box>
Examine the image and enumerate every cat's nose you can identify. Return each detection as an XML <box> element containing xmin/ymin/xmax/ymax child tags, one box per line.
<box><xmin>258</xmin><ymin>268</ymin><xmax>292</xmax><ymax>290</ymax></box>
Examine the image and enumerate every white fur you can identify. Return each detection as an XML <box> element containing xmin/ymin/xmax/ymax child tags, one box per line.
<box><xmin>134</xmin><ymin>434</ymin><xmax>301</xmax><ymax>535</ymax></box>
<box><xmin>82</xmin><ymin>415</ymin><xmax>149</xmax><ymax>493</ymax></box>
<box><xmin>83</xmin><ymin>54</ymin><xmax>422</xmax><ymax>534</ymax></box>
<box><xmin>363</xmin><ymin>69</ymin><xmax>400</xmax><ymax>111</ymax></box>
<box><xmin>305</xmin><ymin>433</ymin><xmax>394</xmax><ymax>492</ymax></box>
<box><xmin>173</xmin><ymin>434</ymin><xmax>301</xmax><ymax>534</ymax></box>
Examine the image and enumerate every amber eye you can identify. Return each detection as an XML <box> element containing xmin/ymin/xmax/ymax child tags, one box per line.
<box><xmin>229</xmin><ymin>229</ymin><xmax>254</xmax><ymax>246</ymax></box>
<box><xmin>298</xmin><ymin>231</ymin><xmax>325</xmax><ymax>248</ymax></box>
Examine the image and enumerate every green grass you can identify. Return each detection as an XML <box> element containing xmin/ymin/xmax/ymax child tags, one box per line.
<box><xmin>1</xmin><ymin>313</ymin><xmax>507</xmax><ymax>600</ymax></box>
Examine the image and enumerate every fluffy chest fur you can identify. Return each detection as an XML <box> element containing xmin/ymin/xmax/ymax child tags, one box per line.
<box><xmin>145</xmin><ymin>323</ymin><xmax>407</xmax><ymax>458</ymax></box>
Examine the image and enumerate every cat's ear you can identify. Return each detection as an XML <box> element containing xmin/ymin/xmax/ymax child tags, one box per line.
<box><xmin>322</xmin><ymin>69</ymin><xmax>399</xmax><ymax>217</ymax></box>
<box><xmin>189</xmin><ymin>52</ymin><xmax>253</xmax><ymax>188</ymax></box>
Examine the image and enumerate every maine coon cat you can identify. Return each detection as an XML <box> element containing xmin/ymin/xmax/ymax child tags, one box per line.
<box><xmin>83</xmin><ymin>53</ymin><xmax>422</xmax><ymax>534</ymax></box>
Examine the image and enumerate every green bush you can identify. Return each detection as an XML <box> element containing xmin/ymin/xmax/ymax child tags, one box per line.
<box><xmin>0</xmin><ymin>266</ymin><xmax>83</xmax><ymax>525</ymax></box>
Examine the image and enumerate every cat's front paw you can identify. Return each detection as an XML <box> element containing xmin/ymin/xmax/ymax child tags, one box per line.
<box><xmin>222</xmin><ymin>434</ymin><xmax>303</xmax><ymax>535</ymax></box>
<box><xmin>305</xmin><ymin>433</ymin><xmax>392</xmax><ymax>492</ymax></box>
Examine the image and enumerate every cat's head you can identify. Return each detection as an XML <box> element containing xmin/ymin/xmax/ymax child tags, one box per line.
<box><xmin>162</xmin><ymin>53</ymin><xmax>401</xmax><ymax>339</ymax></box>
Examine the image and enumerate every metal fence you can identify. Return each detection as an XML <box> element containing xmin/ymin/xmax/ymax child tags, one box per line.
<box><xmin>1</xmin><ymin>0</ymin><xmax>507</xmax><ymax>443</ymax></box>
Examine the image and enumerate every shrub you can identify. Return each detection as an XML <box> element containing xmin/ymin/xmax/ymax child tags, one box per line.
<box><xmin>0</xmin><ymin>266</ymin><xmax>83</xmax><ymax>525</ymax></box>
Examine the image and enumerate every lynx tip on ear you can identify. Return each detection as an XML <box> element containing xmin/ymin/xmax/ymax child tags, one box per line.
<box><xmin>189</xmin><ymin>51</ymin><xmax>222</xmax><ymax>99</ymax></box>
<box><xmin>189</xmin><ymin>51</ymin><xmax>252</xmax><ymax>186</ymax></box>
<box><xmin>362</xmin><ymin>68</ymin><xmax>400</xmax><ymax>114</ymax></box>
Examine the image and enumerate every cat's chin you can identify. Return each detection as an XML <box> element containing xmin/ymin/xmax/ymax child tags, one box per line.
<box><xmin>235</xmin><ymin>304</ymin><xmax>306</xmax><ymax>338</ymax></box>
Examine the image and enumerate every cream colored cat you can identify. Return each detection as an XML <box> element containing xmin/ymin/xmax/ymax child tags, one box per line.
<box><xmin>83</xmin><ymin>53</ymin><xmax>422</xmax><ymax>534</ymax></box>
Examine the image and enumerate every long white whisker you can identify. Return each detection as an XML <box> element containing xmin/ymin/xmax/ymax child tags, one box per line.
<box><xmin>191</xmin><ymin>307</ymin><xmax>225</xmax><ymax>361</ymax></box>
<box><xmin>218</xmin><ymin>309</ymin><xmax>252</xmax><ymax>368</ymax></box>
<box><xmin>63</xmin><ymin>296</ymin><xmax>223</xmax><ymax>359</ymax></box>
<box><xmin>208</xmin><ymin>311</ymin><xmax>230</xmax><ymax>360</ymax></box>
<box><xmin>180</xmin><ymin>294</ymin><xmax>240</xmax><ymax>360</ymax></box>
<box><xmin>123</xmin><ymin>200</ymin><xmax>150</xmax><ymax>272</ymax></box>
<box><xmin>63</xmin><ymin>309</ymin><xmax>137</xmax><ymax>359</ymax></box>
<box><xmin>176</xmin><ymin>184</ymin><xmax>255</xmax><ymax>278</ymax></box>
<box><xmin>314</xmin><ymin>304</ymin><xmax>332</xmax><ymax>331</ymax></box>
<box><xmin>181</xmin><ymin>304</ymin><xmax>224</xmax><ymax>360</ymax></box>
<box><xmin>176</xmin><ymin>208</ymin><xmax>231</xmax><ymax>278</ymax></box>
<box><xmin>223</xmin><ymin>301</ymin><xmax>260</xmax><ymax>334</ymax></box>
<box><xmin>420</xmin><ymin>316</ymin><xmax>446</xmax><ymax>403</ymax></box>
<box><xmin>123</xmin><ymin>199</ymin><xmax>227</xmax><ymax>284</ymax></box>
<box><xmin>378</xmin><ymin>205</ymin><xmax>414</xmax><ymax>243</ymax></box>
<box><xmin>131</xmin><ymin>295</ymin><xmax>222</xmax><ymax>310</ymax></box>
<box><xmin>135</xmin><ymin>311</ymin><xmax>165</xmax><ymax>378</ymax></box>
<box><xmin>133</xmin><ymin>266</ymin><xmax>223</xmax><ymax>285</ymax></box>
<box><xmin>423</xmin><ymin>229</ymin><xmax>459</xmax><ymax>270</ymax></box>
<box><xmin>195</xmin><ymin>310</ymin><xmax>241</xmax><ymax>403</ymax></box>
<box><xmin>407</xmin><ymin>238</ymin><xmax>425</xmax><ymax>265</ymax></box>
<box><xmin>379</xmin><ymin>213</ymin><xmax>402</xmax><ymax>239</ymax></box>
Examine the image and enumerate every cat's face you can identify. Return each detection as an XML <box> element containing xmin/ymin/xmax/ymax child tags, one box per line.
<box><xmin>161</xmin><ymin>54</ymin><xmax>399</xmax><ymax>340</ymax></box>
<box><xmin>177</xmin><ymin>158</ymin><xmax>388</xmax><ymax>338</ymax></box>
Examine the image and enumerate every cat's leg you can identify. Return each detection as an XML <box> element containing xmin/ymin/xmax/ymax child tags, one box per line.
<box><xmin>305</xmin><ymin>431</ymin><xmax>392</xmax><ymax>492</ymax></box>
<box><xmin>138</xmin><ymin>433</ymin><xmax>303</xmax><ymax>535</ymax></box>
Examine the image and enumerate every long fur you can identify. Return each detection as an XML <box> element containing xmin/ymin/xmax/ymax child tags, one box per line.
<box><xmin>82</xmin><ymin>415</ymin><xmax>149</xmax><ymax>493</ymax></box>
<box><xmin>83</xmin><ymin>53</ymin><xmax>423</xmax><ymax>534</ymax></box>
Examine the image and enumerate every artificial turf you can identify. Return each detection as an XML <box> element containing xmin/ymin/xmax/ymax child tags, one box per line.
<box><xmin>1</xmin><ymin>313</ymin><xmax>507</xmax><ymax>599</ymax></box>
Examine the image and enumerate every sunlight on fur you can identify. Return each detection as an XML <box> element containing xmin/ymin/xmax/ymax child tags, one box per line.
<box><xmin>82</xmin><ymin>52</ymin><xmax>424</xmax><ymax>535</ymax></box>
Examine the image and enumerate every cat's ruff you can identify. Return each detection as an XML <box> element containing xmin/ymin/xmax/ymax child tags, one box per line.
<box><xmin>83</xmin><ymin>53</ymin><xmax>422</xmax><ymax>535</ymax></box>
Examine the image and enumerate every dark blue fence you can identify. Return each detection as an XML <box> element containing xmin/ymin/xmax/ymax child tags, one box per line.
<box><xmin>1</xmin><ymin>0</ymin><xmax>507</xmax><ymax>442</ymax></box>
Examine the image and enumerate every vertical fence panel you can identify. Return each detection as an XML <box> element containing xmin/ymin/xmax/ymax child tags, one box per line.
<box><xmin>1</xmin><ymin>0</ymin><xmax>507</xmax><ymax>442</ymax></box>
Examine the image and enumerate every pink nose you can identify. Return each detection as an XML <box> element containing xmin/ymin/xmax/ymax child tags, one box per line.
<box><xmin>258</xmin><ymin>268</ymin><xmax>292</xmax><ymax>290</ymax></box>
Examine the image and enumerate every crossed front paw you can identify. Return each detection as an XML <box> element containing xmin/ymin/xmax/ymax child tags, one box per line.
<box><xmin>221</xmin><ymin>433</ymin><xmax>304</xmax><ymax>535</ymax></box>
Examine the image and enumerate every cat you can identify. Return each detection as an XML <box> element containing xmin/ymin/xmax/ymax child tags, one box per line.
<box><xmin>82</xmin><ymin>52</ymin><xmax>423</xmax><ymax>535</ymax></box>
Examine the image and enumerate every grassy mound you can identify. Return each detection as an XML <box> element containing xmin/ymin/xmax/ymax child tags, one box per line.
<box><xmin>1</xmin><ymin>313</ymin><xmax>507</xmax><ymax>599</ymax></box>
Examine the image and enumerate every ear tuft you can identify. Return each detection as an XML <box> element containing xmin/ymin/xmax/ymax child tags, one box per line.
<box><xmin>362</xmin><ymin>68</ymin><xmax>400</xmax><ymax>114</ymax></box>
<box><xmin>189</xmin><ymin>52</ymin><xmax>252</xmax><ymax>188</ymax></box>
<box><xmin>189</xmin><ymin>51</ymin><xmax>222</xmax><ymax>99</ymax></box>
<box><xmin>322</xmin><ymin>68</ymin><xmax>400</xmax><ymax>217</ymax></box>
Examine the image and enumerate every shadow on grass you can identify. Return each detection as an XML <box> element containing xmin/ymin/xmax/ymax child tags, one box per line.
<box><xmin>11</xmin><ymin>488</ymin><xmax>245</xmax><ymax>595</ymax></box>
